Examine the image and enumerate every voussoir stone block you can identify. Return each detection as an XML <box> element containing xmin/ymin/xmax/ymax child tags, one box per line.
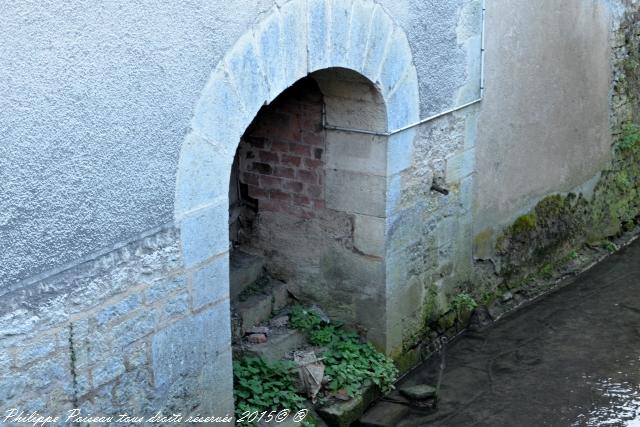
<box><xmin>226</xmin><ymin>33</ymin><xmax>270</xmax><ymax>120</ymax></box>
<box><xmin>179</xmin><ymin>201</ymin><xmax>228</xmax><ymax>268</ymax></box>
<box><xmin>191</xmin><ymin>66</ymin><xmax>248</xmax><ymax>147</ymax></box>
<box><xmin>280</xmin><ymin>0</ymin><xmax>308</xmax><ymax>85</ymax></box>
<box><xmin>329</xmin><ymin>0</ymin><xmax>352</xmax><ymax>66</ymax></box>
<box><xmin>255</xmin><ymin>9</ymin><xmax>287</xmax><ymax>102</ymax></box>
<box><xmin>379</xmin><ymin>27</ymin><xmax>414</xmax><ymax>97</ymax></box>
<box><xmin>386</xmin><ymin>67</ymin><xmax>420</xmax><ymax>131</ymax></box>
<box><xmin>348</xmin><ymin>0</ymin><xmax>376</xmax><ymax>72</ymax></box>
<box><xmin>175</xmin><ymin>132</ymin><xmax>233</xmax><ymax>216</ymax></box>
<box><xmin>308</xmin><ymin>0</ymin><xmax>331</xmax><ymax>72</ymax></box>
<box><xmin>362</xmin><ymin>6</ymin><xmax>394</xmax><ymax>83</ymax></box>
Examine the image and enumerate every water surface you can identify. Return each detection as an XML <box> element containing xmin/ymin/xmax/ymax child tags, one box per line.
<box><xmin>386</xmin><ymin>239</ymin><xmax>640</xmax><ymax>426</ymax></box>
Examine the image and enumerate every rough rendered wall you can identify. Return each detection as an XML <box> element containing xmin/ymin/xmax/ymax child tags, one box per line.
<box><xmin>0</xmin><ymin>0</ymin><xmax>481</xmax><ymax>415</ymax></box>
<box><xmin>0</xmin><ymin>0</ymin><xmax>475</xmax><ymax>292</ymax></box>
<box><xmin>474</xmin><ymin>0</ymin><xmax>613</xmax><ymax>253</ymax></box>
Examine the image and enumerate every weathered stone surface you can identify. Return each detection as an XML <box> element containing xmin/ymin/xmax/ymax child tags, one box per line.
<box><xmin>236</xmin><ymin>293</ymin><xmax>273</xmax><ymax>334</ymax></box>
<box><xmin>14</xmin><ymin>336</ymin><xmax>56</xmax><ymax>368</ymax></box>
<box><xmin>270</xmin><ymin>315</ymin><xmax>289</xmax><ymax>328</ymax></box>
<box><xmin>193</xmin><ymin>253</ymin><xmax>229</xmax><ymax>309</ymax></box>
<box><xmin>96</xmin><ymin>294</ymin><xmax>142</xmax><ymax>327</ymax></box>
<box><xmin>152</xmin><ymin>300</ymin><xmax>231</xmax><ymax>392</ymax></box>
<box><xmin>112</xmin><ymin>311</ymin><xmax>155</xmax><ymax>350</ymax></box>
<box><xmin>399</xmin><ymin>384</ymin><xmax>437</xmax><ymax>400</ymax></box>
<box><xmin>174</xmin><ymin>132</ymin><xmax>233</xmax><ymax>215</ymax></box>
<box><xmin>144</xmin><ymin>276</ymin><xmax>187</xmax><ymax>304</ymax></box>
<box><xmin>93</xmin><ymin>358</ymin><xmax>126</xmax><ymax>388</ymax></box>
<box><xmin>271</xmin><ymin>281</ymin><xmax>290</xmax><ymax>312</ymax></box>
<box><xmin>158</xmin><ymin>292</ymin><xmax>190</xmax><ymax>324</ymax></box>
<box><xmin>230</xmin><ymin>251</ymin><xmax>264</xmax><ymax>299</ymax></box>
<box><xmin>245</xmin><ymin>329</ymin><xmax>306</xmax><ymax>361</ymax></box>
<box><xmin>359</xmin><ymin>401</ymin><xmax>411</xmax><ymax>427</ymax></box>
<box><xmin>247</xmin><ymin>333</ymin><xmax>268</xmax><ymax>344</ymax></box>
<box><xmin>317</xmin><ymin>382</ymin><xmax>380</xmax><ymax>427</ymax></box>
<box><xmin>179</xmin><ymin>202</ymin><xmax>228</xmax><ymax>268</ymax></box>
<box><xmin>325</xmin><ymin>169</ymin><xmax>386</xmax><ymax>217</ymax></box>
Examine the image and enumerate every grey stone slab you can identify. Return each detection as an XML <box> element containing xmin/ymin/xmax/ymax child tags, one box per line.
<box><xmin>325</xmin><ymin>169</ymin><xmax>386</xmax><ymax>217</ymax></box>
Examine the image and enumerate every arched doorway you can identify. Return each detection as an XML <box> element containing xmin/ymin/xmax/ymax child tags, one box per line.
<box><xmin>229</xmin><ymin>69</ymin><xmax>388</xmax><ymax>349</ymax></box>
<box><xmin>172</xmin><ymin>0</ymin><xmax>419</xmax><ymax>414</ymax></box>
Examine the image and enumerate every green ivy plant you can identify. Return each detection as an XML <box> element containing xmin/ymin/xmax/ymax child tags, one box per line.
<box><xmin>232</xmin><ymin>357</ymin><xmax>305</xmax><ymax>425</ymax></box>
<box><xmin>289</xmin><ymin>305</ymin><xmax>398</xmax><ymax>397</ymax></box>
<box><xmin>449</xmin><ymin>292</ymin><xmax>478</xmax><ymax>317</ymax></box>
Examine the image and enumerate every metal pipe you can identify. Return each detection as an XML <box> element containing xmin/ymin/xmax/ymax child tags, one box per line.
<box><xmin>323</xmin><ymin>0</ymin><xmax>487</xmax><ymax>137</ymax></box>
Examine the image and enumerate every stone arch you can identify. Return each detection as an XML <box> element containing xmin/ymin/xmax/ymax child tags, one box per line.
<box><xmin>172</xmin><ymin>0</ymin><xmax>419</xmax><ymax>413</ymax></box>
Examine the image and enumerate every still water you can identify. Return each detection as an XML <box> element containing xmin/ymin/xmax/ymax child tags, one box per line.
<box><xmin>382</xmin><ymin>239</ymin><xmax>640</xmax><ymax>426</ymax></box>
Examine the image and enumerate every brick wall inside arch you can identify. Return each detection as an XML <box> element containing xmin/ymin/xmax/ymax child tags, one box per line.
<box><xmin>228</xmin><ymin>70</ymin><xmax>389</xmax><ymax>349</ymax></box>
<box><xmin>233</xmin><ymin>78</ymin><xmax>326</xmax><ymax>224</ymax></box>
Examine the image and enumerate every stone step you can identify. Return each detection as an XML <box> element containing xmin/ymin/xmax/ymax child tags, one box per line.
<box><xmin>234</xmin><ymin>279</ymin><xmax>295</xmax><ymax>336</ymax></box>
<box><xmin>358</xmin><ymin>401</ymin><xmax>410</xmax><ymax>427</ymax></box>
<box><xmin>245</xmin><ymin>329</ymin><xmax>307</xmax><ymax>361</ymax></box>
<box><xmin>235</xmin><ymin>292</ymin><xmax>273</xmax><ymax>335</ymax></box>
<box><xmin>230</xmin><ymin>250</ymin><xmax>265</xmax><ymax>299</ymax></box>
<box><xmin>317</xmin><ymin>382</ymin><xmax>381</xmax><ymax>427</ymax></box>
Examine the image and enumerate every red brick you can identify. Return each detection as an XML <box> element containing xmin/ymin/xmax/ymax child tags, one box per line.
<box><xmin>242</xmin><ymin>172</ymin><xmax>259</xmax><ymax>186</ymax></box>
<box><xmin>307</xmin><ymin>185</ymin><xmax>322</xmax><ymax>198</ymax></box>
<box><xmin>289</xmin><ymin>143</ymin><xmax>311</xmax><ymax>157</ymax></box>
<box><xmin>259</xmin><ymin>150</ymin><xmax>279</xmax><ymax>163</ymax></box>
<box><xmin>303</xmin><ymin>158</ymin><xmax>324</xmax><ymax>169</ymax></box>
<box><xmin>271</xmin><ymin>141</ymin><xmax>289</xmax><ymax>152</ymax></box>
<box><xmin>293</xmin><ymin>194</ymin><xmax>311</xmax><ymax>207</ymax></box>
<box><xmin>248</xmin><ymin>185</ymin><xmax>269</xmax><ymax>200</ymax></box>
<box><xmin>312</xmin><ymin>199</ymin><xmax>325</xmax><ymax>209</ymax></box>
<box><xmin>260</xmin><ymin>175</ymin><xmax>282</xmax><ymax>190</ymax></box>
<box><xmin>244</xmin><ymin>136</ymin><xmax>266</xmax><ymax>148</ymax></box>
<box><xmin>260</xmin><ymin>199</ymin><xmax>281</xmax><ymax>213</ymax></box>
<box><xmin>302</xmin><ymin>132</ymin><xmax>324</xmax><ymax>147</ymax></box>
<box><xmin>283</xmin><ymin>180</ymin><xmax>304</xmax><ymax>193</ymax></box>
<box><xmin>273</xmin><ymin>166</ymin><xmax>295</xmax><ymax>179</ymax></box>
<box><xmin>281</xmin><ymin>155</ymin><xmax>301</xmax><ymax>167</ymax></box>
<box><xmin>251</xmin><ymin>162</ymin><xmax>272</xmax><ymax>175</ymax></box>
<box><xmin>300</xmin><ymin>114</ymin><xmax>322</xmax><ymax>132</ymax></box>
<box><xmin>270</xmin><ymin>190</ymin><xmax>291</xmax><ymax>202</ymax></box>
<box><xmin>296</xmin><ymin>169</ymin><xmax>317</xmax><ymax>184</ymax></box>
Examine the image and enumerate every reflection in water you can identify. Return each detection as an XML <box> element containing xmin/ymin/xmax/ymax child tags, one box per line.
<box><xmin>574</xmin><ymin>374</ymin><xmax>640</xmax><ymax>426</ymax></box>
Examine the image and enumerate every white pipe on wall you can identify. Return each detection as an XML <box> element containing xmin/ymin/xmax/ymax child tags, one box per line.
<box><xmin>323</xmin><ymin>0</ymin><xmax>487</xmax><ymax>137</ymax></box>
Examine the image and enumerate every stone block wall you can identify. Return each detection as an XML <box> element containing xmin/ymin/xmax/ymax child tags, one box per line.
<box><xmin>0</xmin><ymin>228</ymin><xmax>233</xmax><ymax>420</ymax></box>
